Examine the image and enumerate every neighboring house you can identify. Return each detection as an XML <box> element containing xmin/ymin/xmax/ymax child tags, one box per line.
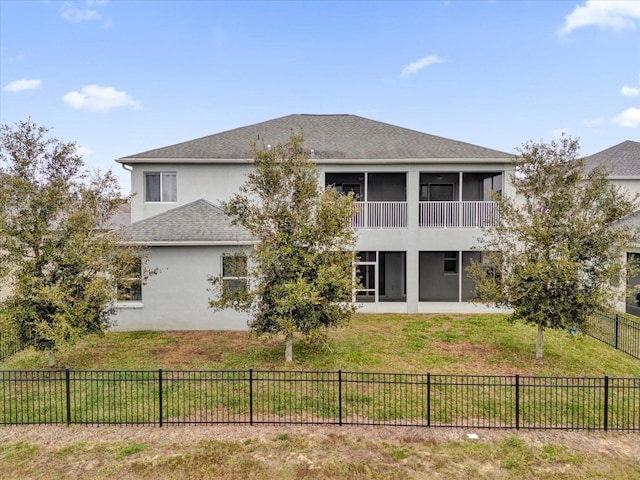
<box><xmin>113</xmin><ymin>114</ymin><xmax>517</xmax><ymax>331</ymax></box>
<box><xmin>584</xmin><ymin>140</ymin><xmax>640</xmax><ymax>315</ymax></box>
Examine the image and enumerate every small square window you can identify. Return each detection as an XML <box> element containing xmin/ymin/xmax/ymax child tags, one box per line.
<box><xmin>444</xmin><ymin>252</ymin><xmax>458</xmax><ymax>274</ymax></box>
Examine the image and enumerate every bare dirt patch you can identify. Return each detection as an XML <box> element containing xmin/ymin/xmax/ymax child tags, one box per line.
<box><xmin>148</xmin><ymin>331</ymin><xmax>263</xmax><ymax>367</ymax></box>
<box><xmin>1</xmin><ymin>424</ymin><xmax>637</xmax><ymax>455</ymax></box>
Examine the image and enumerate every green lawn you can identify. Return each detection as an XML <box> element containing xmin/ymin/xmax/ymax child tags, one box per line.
<box><xmin>2</xmin><ymin>313</ymin><xmax>638</xmax><ymax>377</ymax></box>
<box><xmin>2</xmin><ymin>314</ymin><xmax>638</xmax><ymax>478</ymax></box>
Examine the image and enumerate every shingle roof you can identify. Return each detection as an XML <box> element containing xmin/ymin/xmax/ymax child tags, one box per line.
<box><xmin>125</xmin><ymin>199</ymin><xmax>255</xmax><ymax>244</ymax></box>
<box><xmin>616</xmin><ymin>208</ymin><xmax>640</xmax><ymax>230</ymax></box>
<box><xmin>584</xmin><ymin>140</ymin><xmax>640</xmax><ymax>177</ymax></box>
<box><xmin>106</xmin><ymin>203</ymin><xmax>131</xmax><ymax>229</ymax></box>
<box><xmin>119</xmin><ymin>114</ymin><xmax>512</xmax><ymax>162</ymax></box>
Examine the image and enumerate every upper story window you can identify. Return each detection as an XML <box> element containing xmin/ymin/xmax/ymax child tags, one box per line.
<box><xmin>145</xmin><ymin>172</ymin><xmax>177</xmax><ymax>202</ymax></box>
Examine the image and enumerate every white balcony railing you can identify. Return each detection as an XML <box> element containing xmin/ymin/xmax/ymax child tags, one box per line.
<box><xmin>353</xmin><ymin>201</ymin><xmax>408</xmax><ymax>229</ymax></box>
<box><xmin>419</xmin><ymin>201</ymin><xmax>499</xmax><ymax>228</ymax></box>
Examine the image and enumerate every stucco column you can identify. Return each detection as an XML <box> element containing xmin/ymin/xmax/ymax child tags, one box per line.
<box><xmin>406</xmin><ymin>169</ymin><xmax>420</xmax><ymax>313</ymax></box>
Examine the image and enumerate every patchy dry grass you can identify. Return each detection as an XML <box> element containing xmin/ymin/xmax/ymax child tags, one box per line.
<box><xmin>2</xmin><ymin>314</ymin><xmax>638</xmax><ymax>378</ymax></box>
<box><xmin>2</xmin><ymin>314</ymin><xmax>638</xmax><ymax>479</ymax></box>
<box><xmin>1</xmin><ymin>425</ymin><xmax>638</xmax><ymax>480</ymax></box>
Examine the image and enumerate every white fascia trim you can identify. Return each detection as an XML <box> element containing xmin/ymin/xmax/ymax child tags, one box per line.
<box><xmin>121</xmin><ymin>240</ymin><xmax>259</xmax><ymax>247</ymax></box>
<box><xmin>116</xmin><ymin>158</ymin><xmax>253</xmax><ymax>165</ymax></box>
<box><xmin>117</xmin><ymin>157</ymin><xmax>514</xmax><ymax>165</ymax></box>
<box><xmin>316</xmin><ymin>157</ymin><xmax>514</xmax><ymax>165</ymax></box>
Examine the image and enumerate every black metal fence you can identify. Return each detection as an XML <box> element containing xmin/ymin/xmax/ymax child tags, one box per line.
<box><xmin>587</xmin><ymin>311</ymin><xmax>640</xmax><ymax>360</ymax></box>
<box><xmin>0</xmin><ymin>330</ymin><xmax>23</xmax><ymax>362</ymax></box>
<box><xmin>1</xmin><ymin>369</ymin><xmax>638</xmax><ymax>431</ymax></box>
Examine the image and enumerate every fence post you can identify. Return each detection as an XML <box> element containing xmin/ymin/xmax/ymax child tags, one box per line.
<box><xmin>615</xmin><ymin>315</ymin><xmax>620</xmax><ymax>351</ymax></box>
<box><xmin>603</xmin><ymin>375</ymin><xmax>609</xmax><ymax>432</ymax></box>
<box><xmin>338</xmin><ymin>370</ymin><xmax>342</xmax><ymax>426</ymax></box>
<box><xmin>249</xmin><ymin>369</ymin><xmax>253</xmax><ymax>426</ymax></box>
<box><xmin>158</xmin><ymin>369</ymin><xmax>163</xmax><ymax>428</ymax></box>
<box><xmin>65</xmin><ymin>368</ymin><xmax>71</xmax><ymax>426</ymax></box>
<box><xmin>427</xmin><ymin>373</ymin><xmax>431</xmax><ymax>427</ymax></box>
<box><xmin>515</xmin><ymin>374</ymin><xmax>520</xmax><ymax>430</ymax></box>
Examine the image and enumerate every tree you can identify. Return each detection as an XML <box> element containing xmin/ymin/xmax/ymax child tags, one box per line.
<box><xmin>467</xmin><ymin>136</ymin><xmax>638</xmax><ymax>360</ymax></box>
<box><xmin>0</xmin><ymin>119</ymin><xmax>144</xmax><ymax>365</ymax></box>
<box><xmin>209</xmin><ymin>134</ymin><xmax>358</xmax><ymax>362</ymax></box>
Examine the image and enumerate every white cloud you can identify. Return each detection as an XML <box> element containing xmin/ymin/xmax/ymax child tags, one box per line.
<box><xmin>560</xmin><ymin>1</ymin><xmax>640</xmax><ymax>35</ymax></box>
<box><xmin>62</xmin><ymin>85</ymin><xmax>142</xmax><ymax>112</ymax></box>
<box><xmin>61</xmin><ymin>1</ymin><xmax>112</xmax><ymax>28</ymax></box>
<box><xmin>621</xmin><ymin>74</ymin><xmax>640</xmax><ymax>96</ymax></box>
<box><xmin>75</xmin><ymin>145</ymin><xmax>92</xmax><ymax>158</ymax></box>
<box><xmin>6</xmin><ymin>52</ymin><xmax>25</xmax><ymax>62</ymax></box>
<box><xmin>582</xmin><ymin>118</ymin><xmax>603</xmax><ymax>126</ymax></box>
<box><xmin>4</xmin><ymin>79</ymin><xmax>42</xmax><ymax>93</ymax></box>
<box><xmin>612</xmin><ymin>107</ymin><xmax>640</xmax><ymax>127</ymax></box>
<box><xmin>401</xmin><ymin>55</ymin><xmax>445</xmax><ymax>78</ymax></box>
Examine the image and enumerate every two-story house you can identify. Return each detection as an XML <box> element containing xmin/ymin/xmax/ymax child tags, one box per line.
<box><xmin>583</xmin><ymin>140</ymin><xmax>640</xmax><ymax>314</ymax></box>
<box><xmin>113</xmin><ymin>114</ymin><xmax>516</xmax><ymax>331</ymax></box>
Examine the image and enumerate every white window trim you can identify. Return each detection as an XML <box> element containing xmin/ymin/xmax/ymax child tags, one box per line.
<box><xmin>144</xmin><ymin>171</ymin><xmax>177</xmax><ymax>203</ymax></box>
<box><xmin>221</xmin><ymin>254</ymin><xmax>249</xmax><ymax>295</ymax></box>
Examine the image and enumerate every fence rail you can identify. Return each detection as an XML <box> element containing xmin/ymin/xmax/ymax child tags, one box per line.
<box><xmin>0</xmin><ymin>330</ymin><xmax>24</xmax><ymax>362</ymax></box>
<box><xmin>587</xmin><ymin>311</ymin><xmax>640</xmax><ymax>360</ymax></box>
<box><xmin>1</xmin><ymin>369</ymin><xmax>638</xmax><ymax>431</ymax></box>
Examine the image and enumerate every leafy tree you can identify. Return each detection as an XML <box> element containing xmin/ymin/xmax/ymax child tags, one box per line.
<box><xmin>0</xmin><ymin>120</ymin><xmax>144</xmax><ymax>365</ymax></box>
<box><xmin>209</xmin><ymin>134</ymin><xmax>358</xmax><ymax>362</ymax></box>
<box><xmin>468</xmin><ymin>136</ymin><xmax>637</xmax><ymax>360</ymax></box>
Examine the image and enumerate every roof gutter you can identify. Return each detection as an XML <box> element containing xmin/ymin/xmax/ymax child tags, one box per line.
<box><xmin>121</xmin><ymin>240</ymin><xmax>259</xmax><ymax>247</ymax></box>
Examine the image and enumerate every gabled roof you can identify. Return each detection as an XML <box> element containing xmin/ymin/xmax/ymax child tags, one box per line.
<box><xmin>584</xmin><ymin>140</ymin><xmax>640</xmax><ymax>177</ymax></box>
<box><xmin>125</xmin><ymin>199</ymin><xmax>255</xmax><ymax>245</ymax></box>
<box><xmin>106</xmin><ymin>203</ymin><xmax>131</xmax><ymax>229</ymax></box>
<box><xmin>616</xmin><ymin>208</ymin><xmax>640</xmax><ymax>230</ymax></box>
<box><xmin>118</xmin><ymin>114</ymin><xmax>512</xmax><ymax>162</ymax></box>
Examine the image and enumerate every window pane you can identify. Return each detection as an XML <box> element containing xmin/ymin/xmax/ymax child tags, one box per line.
<box><xmin>162</xmin><ymin>172</ymin><xmax>177</xmax><ymax>202</ymax></box>
<box><xmin>117</xmin><ymin>258</ymin><xmax>142</xmax><ymax>302</ymax></box>
<box><xmin>145</xmin><ymin>173</ymin><xmax>160</xmax><ymax>201</ymax></box>
<box><xmin>444</xmin><ymin>251</ymin><xmax>458</xmax><ymax>273</ymax></box>
<box><xmin>223</xmin><ymin>255</ymin><xmax>247</xmax><ymax>277</ymax></box>
<box><xmin>223</xmin><ymin>279</ymin><xmax>248</xmax><ymax>296</ymax></box>
<box><xmin>429</xmin><ymin>184</ymin><xmax>454</xmax><ymax>201</ymax></box>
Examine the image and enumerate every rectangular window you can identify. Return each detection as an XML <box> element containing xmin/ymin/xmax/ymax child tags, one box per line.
<box><xmin>145</xmin><ymin>172</ymin><xmax>177</xmax><ymax>202</ymax></box>
<box><xmin>117</xmin><ymin>258</ymin><xmax>142</xmax><ymax>302</ymax></box>
<box><xmin>222</xmin><ymin>255</ymin><xmax>248</xmax><ymax>297</ymax></box>
<box><xmin>444</xmin><ymin>251</ymin><xmax>458</xmax><ymax>274</ymax></box>
<box><xmin>421</xmin><ymin>183</ymin><xmax>455</xmax><ymax>202</ymax></box>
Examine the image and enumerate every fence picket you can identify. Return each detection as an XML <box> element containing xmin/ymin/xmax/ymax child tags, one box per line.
<box><xmin>1</xmin><ymin>369</ymin><xmax>638</xmax><ymax>431</ymax></box>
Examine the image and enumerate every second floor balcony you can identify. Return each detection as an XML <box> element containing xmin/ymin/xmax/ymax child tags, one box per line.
<box><xmin>327</xmin><ymin>171</ymin><xmax>503</xmax><ymax>230</ymax></box>
<box><xmin>354</xmin><ymin>201</ymin><xmax>408</xmax><ymax>228</ymax></box>
<box><xmin>419</xmin><ymin>200</ymin><xmax>500</xmax><ymax>228</ymax></box>
<box><xmin>351</xmin><ymin>200</ymin><xmax>500</xmax><ymax>229</ymax></box>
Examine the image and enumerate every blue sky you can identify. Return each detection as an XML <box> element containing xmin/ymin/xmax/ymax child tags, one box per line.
<box><xmin>1</xmin><ymin>0</ymin><xmax>639</xmax><ymax>192</ymax></box>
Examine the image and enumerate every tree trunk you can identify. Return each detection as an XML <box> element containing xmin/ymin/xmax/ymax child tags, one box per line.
<box><xmin>536</xmin><ymin>324</ymin><xmax>544</xmax><ymax>360</ymax></box>
<box><xmin>48</xmin><ymin>350</ymin><xmax>55</xmax><ymax>367</ymax></box>
<box><xmin>285</xmin><ymin>334</ymin><xmax>293</xmax><ymax>363</ymax></box>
